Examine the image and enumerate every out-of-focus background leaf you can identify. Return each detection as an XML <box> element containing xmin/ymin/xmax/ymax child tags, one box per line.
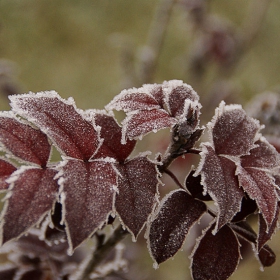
<box><xmin>1</xmin><ymin>0</ymin><xmax>280</xmax><ymax>279</ymax></box>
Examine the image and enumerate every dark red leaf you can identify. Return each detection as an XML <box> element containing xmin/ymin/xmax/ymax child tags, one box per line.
<box><xmin>231</xmin><ymin>196</ymin><xmax>257</xmax><ymax>223</ymax></box>
<box><xmin>164</xmin><ymin>80</ymin><xmax>199</xmax><ymax>118</ymax></box>
<box><xmin>210</xmin><ymin>102</ymin><xmax>260</xmax><ymax>156</ymax></box>
<box><xmin>196</xmin><ymin>144</ymin><xmax>244</xmax><ymax>232</ymax></box>
<box><xmin>237</xmin><ymin>167</ymin><xmax>278</xmax><ymax>229</ymax></box>
<box><xmin>241</xmin><ymin>139</ymin><xmax>280</xmax><ymax>169</ymax></box>
<box><xmin>258</xmin><ymin>244</ymin><xmax>276</xmax><ymax>267</ymax></box>
<box><xmin>185</xmin><ymin>170</ymin><xmax>212</xmax><ymax>201</ymax></box>
<box><xmin>258</xmin><ymin>208</ymin><xmax>279</xmax><ymax>250</ymax></box>
<box><xmin>0</xmin><ymin>113</ymin><xmax>51</xmax><ymax>166</ymax></box>
<box><xmin>115</xmin><ymin>156</ymin><xmax>159</xmax><ymax>240</ymax></box>
<box><xmin>19</xmin><ymin>269</ymin><xmax>44</xmax><ymax>280</ymax></box>
<box><xmin>59</xmin><ymin>159</ymin><xmax>117</xmax><ymax>252</ymax></box>
<box><xmin>148</xmin><ymin>189</ymin><xmax>206</xmax><ymax>265</ymax></box>
<box><xmin>0</xmin><ymin>158</ymin><xmax>17</xmax><ymax>191</ymax></box>
<box><xmin>10</xmin><ymin>92</ymin><xmax>100</xmax><ymax>161</ymax></box>
<box><xmin>122</xmin><ymin>109</ymin><xmax>176</xmax><ymax>141</ymax></box>
<box><xmin>230</xmin><ymin>221</ymin><xmax>257</xmax><ymax>244</ymax></box>
<box><xmin>106</xmin><ymin>87</ymin><xmax>161</xmax><ymax>112</ymax></box>
<box><xmin>94</xmin><ymin>113</ymin><xmax>136</xmax><ymax>162</ymax></box>
<box><xmin>0</xmin><ymin>267</ymin><xmax>17</xmax><ymax>280</ymax></box>
<box><xmin>1</xmin><ymin>168</ymin><xmax>58</xmax><ymax>244</ymax></box>
<box><xmin>191</xmin><ymin>223</ymin><xmax>241</xmax><ymax>280</ymax></box>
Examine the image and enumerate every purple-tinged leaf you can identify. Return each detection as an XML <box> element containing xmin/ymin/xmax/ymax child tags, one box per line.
<box><xmin>59</xmin><ymin>159</ymin><xmax>117</xmax><ymax>253</ymax></box>
<box><xmin>19</xmin><ymin>269</ymin><xmax>44</xmax><ymax>280</ymax></box>
<box><xmin>0</xmin><ymin>113</ymin><xmax>51</xmax><ymax>166</ymax></box>
<box><xmin>231</xmin><ymin>196</ymin><xmax>257</xmax><ymax>223</ymax></box>
<box><xmin>241</xmin><ymin>139</ymin><xmax>280</xmax><ymax>169</ymax></box>
<box><xmin>230</xmin><ymin>221</ymin><xmax>257</xmax><ymax>245</ymax></box>
<box><xmin>163</xmin><ymin>80</ymin><xmax>199</xmax><ymax>118</ymax></box>
<box><xmin>106</xmin><ymin>87</ymin><xmax>161</xmax><ymax>112</ymax></box>
<box><xmin>237</xmin><ymin>167</ymin><xmax>278</xmax><ymax>230</ymax></box>
<box><xmin>258</xmin><ymin>244</ymin><xmax>276</xmax><ymax>267</ymax></box>
<box><xmin>0</xmin><ymin>266</ymin><xmax>17</xmax><ymax>280</ymax></box>
<box><xmin>209</xmin><ymin>101</ymin><xmax>260</xmax><ymax>156</ymax></box>
<box><xmin>185</xmin><ymin>170</ymin><xmax>212</xmax><ymax>201</ymax></box>
<box><xmin>94</xmin><ymin>113</ymin><xmax>136</xmax><ymax>162</ymax></box>
<box><xmin>10</xmin><ymin>92</ymin><xmax>100</xmax><ymax>161</ymax></box>
<box><xmin>148</xmin><ymin>189</ymin><xmax>206</xmax><ymax>265</ymax></box>
<box><xmin>149</xmin><ymin>84</ymin><xmax>165</xmax><ymax>107</ymax></box>
<box><xmin>122</xmin><ymin>109</ymin><xmax>176</xmax><ymax>142</ymax></box>
<box><xmin>191</xmin><ymin>223</ymin><xmax>241</xmax><ymax>280</ymax></box>
<box><xmin>195</xmin><ymin>144</ymin><xmax>244</xmax><ymax>232</ymax></box>
<box><xmin>0</xmin><ymin>167</ymin><xmax>58</xmax><ymax>244</ymax></box>
<box><xmin>258</xmin><ymin>207</ymin><xmax>279</xmax><ymax>251</ymax></box>
<box><xmin>115</xmin><ymin>156</ymin><xmax>159</xmax><ymax>240</ymax></box>
<box><xmin>0</xmin><ymin>158</ymin><xmax>16</xmax><ymax>191</ymax></box>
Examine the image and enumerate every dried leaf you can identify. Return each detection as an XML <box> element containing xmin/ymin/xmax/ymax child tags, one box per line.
<box><xmin>59</xmin><ymin>159</ymin><xmax>117</xmax><ymax>253</ymax></box>
<box><xmin>10</xmin><ymin>92</ymin><xmax>100</xmax><ymax>161</ymax></box>
<box><xmin>195</xmin><ymin>144</ymin><xmax>244</xmax><ymax>232</ymax></box>
<box><xmin>0</xmin><ymin>113</ymin><xmax>51</xmax><ymax>166</ymax></box>
<box><xmin>148</xmin><ymin>189</ymin><xmax>206</xmax><ymax>265</ymax></box>
<box><xmin>191</xmin><ymin>223</ymin><xmax>241</xmax><ymax>280</ymax></box>
<box><xmin>209</xmin><ymin>102</ymin><xmax>260</xmax><ymax>156</ymax></box>
<box><xmin>115</xmin><ymin>156</ymin><xmax>159</xmax><ymax>240</ymax></box>
<box><xmin>1</xmin><ymin>167</ymin><xmax>58</xmax><ymax>244</ymax></box>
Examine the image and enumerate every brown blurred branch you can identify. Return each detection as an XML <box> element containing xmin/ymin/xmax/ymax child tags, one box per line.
<box><xmin>139</xmin><ymin>0</ymin><xmax>176</xmax><ymax>84</ymax></box>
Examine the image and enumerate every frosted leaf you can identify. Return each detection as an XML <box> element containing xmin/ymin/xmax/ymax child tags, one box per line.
<box><xmin>0</xmin><ymin>112</ymin><xmax>51</xmax><ymax>166</ymax></box>
<box><xmin>163</xmin><ymin>80</ymin><xmax>199</xmax><ymax>118</ymax></box>
<box><xmin>115</xmin><ymin>156</ymin><xmax>159</xmax><ymax>240</ymax></box>
<box><xmin>185</xmin><ymin>170</ymin><xmax>211</xmax><ymax>201</ymax></box>
<box><xmin>58</xmin><ymin>159</ymin><xmax>117</xmax><ymax>253</ymax></box>
<box><xmin>122</xmin><ymin>109</ymin><xmax>176</xmax><ymax>142</ymax></box>
<box><xmin>241</xmin><ymin>138</ymin><xmax>280</xmax><ymax>169</ymax></box>
<box><xmin>148</xmin><ymin>189</ymin><xmax>206</xmax><ymax>265</ymax></box>
<box><xmin>195</xmin><ymin>144</ymin><xmax>244</xmax><ymax>232</ymax></box>
<box><xmin>94</xmin><ymin>113</ymin><xmax>136</xmax><ymax>162</ymax></box>
<box><xmin>237</xmin><ymin>167</ymin><xmax>278</xmax><ymax>230</ymax></box>
<box><xmin>258</xmin><ymin>244</ymin><xmax>276</xmax><ymax>267</ymax></box>
<box><xmin>191</xmin><ymin>223</ymin><xmax>241</xmax><ymax>280</ymax></box>
<box><xmin>231</xmin><ymin>196</ymin><xmax>257</xmax><ymax>223</ymax></box>
<box><xmin>0</xmin><ymin>167</ymin><xmax>58</xmax><ymax>244</ymax></box>
<box><xmin>209</xmin><ymin>101</ymin><xmax>260</xmax><ymax>156</ymax></box>
<box><xmin>10</xmin><ymin>92</ymin><xmax>100</xmax><ymax>161</ymax></box>
<box><xmin>0</xmin><ymin>158</ymin><xmax>17</xmax><ymax>191</ymax></box>
<box><xmin>105</xmin><ymin>86</ymin><xmax>161</xmax><ymax>112</ymax></box>
<box><xmin>0</xmin><ymin>266</ymin><xmax>16</xmax><ymax>279</ymax></box>
<box><xmin>257</xmin><ymin>207</ymin><xmax>279</xmax><ymax>251</ymax></box>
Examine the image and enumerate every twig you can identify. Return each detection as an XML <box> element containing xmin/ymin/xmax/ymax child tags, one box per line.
<box><xmin>139</xmin><ymin>0</ymin><xmax>176</xmax><ymax>84</ymax></box>
<box><xmin>164</xmin><ymin>168</ymin><xmax>185</xmax><ymax>189</ymax></box>
<box><xmin>81</xmin><ymin>225</ymin><xmax>128</xmax><ymax>280</ymax></box>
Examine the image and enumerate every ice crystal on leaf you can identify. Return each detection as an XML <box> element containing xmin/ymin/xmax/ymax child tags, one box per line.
<box><xmin>147</xmin><ymin>189</ymin><xmax>206</xmax><ymax>265</ymax></box>
<box><xmin>191</xmin><ymin>222</ymin><xmax>241</xmax><ymax>280</ymax></box>
<box><xmin>195</xmin><ymin>101</ymin><xmax>280</xmax><ymax>234</ymax></box>
<box><xmin>106</xmin><ymin>80</ymin><xmax>201</xmax><ymax>143</ymax></box>
<box><xmin>0</xmin><ymin>112</ymin><xmax>58</xmax><ymax>245</ymax></box>
<box><xmin>0</xmin><ymin>81</ymin><xmax>279</xmax><ymax>280</ymax></box>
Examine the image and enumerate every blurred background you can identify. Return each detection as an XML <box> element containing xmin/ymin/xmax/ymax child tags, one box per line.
<box><xmin>1</xmin><ymin>0</ymin><xmax>280</xmax><ymax>279</ymax></box>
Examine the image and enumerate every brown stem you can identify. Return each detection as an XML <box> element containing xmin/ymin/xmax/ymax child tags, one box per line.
<box><xmin>81</xmin><ymin>225</ymin><xmax>129</xmax><ymax>280</ymax></box>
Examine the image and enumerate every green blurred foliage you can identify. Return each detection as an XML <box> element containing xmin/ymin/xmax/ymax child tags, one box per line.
<box><xmin>1</xmin><ymin>0</ymin><xmax>280</xmax><ymax>279</ymax></box>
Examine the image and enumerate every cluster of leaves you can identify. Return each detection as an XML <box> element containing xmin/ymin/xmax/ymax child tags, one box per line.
<box><xmin>0</xmin><ymin>80</ymin><xmax>279</xmax><ymax>280</ymax></box>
